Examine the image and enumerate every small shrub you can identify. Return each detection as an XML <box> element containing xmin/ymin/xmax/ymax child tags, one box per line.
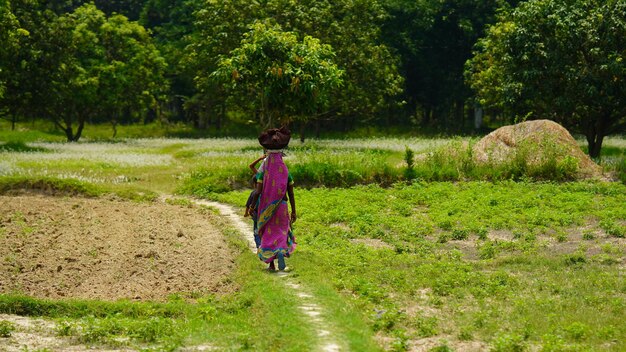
<box><xmin>616</xmin><ymin>157</ymin><xmax>626</xmax><ymax>184</ymax></box>
<box><xmin>555</xmin><ymin>231</ymin><xmax>568</xmax><ymax>243</ymax></box>
<box><xmin>0</xmin><ymin>320</ymin><xmax>16</xmax><ymax>337</ymax></box>
<box><xmin>390</xmin><ymin>331</ymin><xmax>409</xmax><ymax>352</ymax></box>
<box><xmin>491</xmin><ymin>333</ymin><xmax>527</xmax><ymax>352</ymax></box>
<box><xmin>458</xmin><ymin>326</ymin><xmax>474</xmax><ymax>341</ymax></box>
<box><xmin>540</xmin><ymin>334</ymin><xmax>567</xmax><ymax>352</ymax></box>
<box><xmin>564</xmin><ymin>322</ymin><xmax>589</xmax><ymax>341</ymax></box>
<box><xmin>429</xmin><ymin>344</ymin><xmax>454</xmax><ymax>352</ymax></box>
<box><xmin>476</xmin><ymin>228</ymin><xmax>488</xmax><ymax>240</ymax></box>
<box><xmin>55</xmin><ymin>320</ymin><xmax>75</xmax><ymax>336</ymax></box>
<box><xmin>563</xmin><ymin>252</ymin><xmax>586</xmax><ymax>266</ymax></box>
<box><xmin>132</xmin><ymin>317</ymin><xmax>174</xmax><ymax>343</ymax></box>
<box><xmin>438</xmin><ymin>220</ymin><xmax>453</xmax><ymax>231</ymax></box>
<box><xmin>599</xmin><ymin>219</ymin><xmax>625</xmax><ymax>238</ymax></box>
<box><xmin>404</xmin><ymin>147</ymin><xmax>416</xmax><ymax>181</ymax></box>
<box><xmin>451</xmin><ymin>228</ymin><xmax>469</xmax><ymax>240</ymax></box>
<box><xmin>372</xmin><ymin>309</ymin><xmax>404</xmax><ymax>332</ymax></box>
<box><xmin>479</xmin><ymin>240</ymin><xmax>497</xmax><ymax>259</ymax></box>
<box><xmin>413</xmin><ymin>315</ymin><xmax>439</xmax><ymax>337</ymax></box>
<box><xmin>582</xmin><ymin>230</ymin><xmax>595</xmax><ymax>240</ymax></box>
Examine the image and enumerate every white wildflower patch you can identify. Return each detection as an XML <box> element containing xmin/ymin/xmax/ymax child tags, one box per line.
<box><xmin>129</xmin><ymin>138</ymin><xmax>259</xmax><ymax>151</ymax></box>
<box><xmin>28</xmin><ymin>142</ymin><xmax>173</xmax><ymax>166</ymax></box>
<box><xmin>312</xmin><ymin>138</ymin><xmax>454</xmax><ymax>153</ymax></box>
<box><xmin>13</xmin><ymin>168</ymin><xmax>108</xmax><ymax>183</ymax></box>
<box><xmin>602</xmin><ymin>137</ymin><xmax>626</xmax><ymax>149</ymax></box>
<box><xmin>0</xmin><ymin>160</ymin><xmax>22</xmax><ymax>176</ymax></box>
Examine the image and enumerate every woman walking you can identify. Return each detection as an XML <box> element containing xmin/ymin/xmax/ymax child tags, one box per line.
<box><xmin>251</xmin><ymin>127</ymin><xmax>297</xmax><ymax>271</ymax></box>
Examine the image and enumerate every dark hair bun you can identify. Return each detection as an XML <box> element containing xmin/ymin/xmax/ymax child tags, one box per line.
<box><xmin>258</xmin><ymin>126</ymin><xmax>291</xmax><ymax>149</ymax></box>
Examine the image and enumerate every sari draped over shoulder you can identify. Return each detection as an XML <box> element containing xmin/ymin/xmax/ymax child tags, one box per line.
<box><xmin>256</xmin><ymin>152</ymin><xmax>296</xmax><ymax>263</ymax></box>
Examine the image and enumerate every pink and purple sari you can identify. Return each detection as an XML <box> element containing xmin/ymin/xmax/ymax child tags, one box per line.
<box><xmin>256</xmin><ymin>152</ymin><xmax>296</xmax><ymax>263</ymax></box>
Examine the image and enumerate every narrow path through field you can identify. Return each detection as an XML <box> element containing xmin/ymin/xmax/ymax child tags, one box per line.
<box><xmin>189</xmin><ymin>199</ymin><xmax>343</xmax><ymax>352</ymax></box>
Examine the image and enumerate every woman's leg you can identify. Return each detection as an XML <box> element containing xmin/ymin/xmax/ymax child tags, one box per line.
<box><xmin>277</xmin><ymin>252</ymin><xmax>286</xmax><ymax>270</ymax></box>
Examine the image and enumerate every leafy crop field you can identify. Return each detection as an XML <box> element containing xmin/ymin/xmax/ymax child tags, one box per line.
<box><xmin>0</xmin><ymin>133</ymin><xmax>624</xmax><ymax>351</ymax></box>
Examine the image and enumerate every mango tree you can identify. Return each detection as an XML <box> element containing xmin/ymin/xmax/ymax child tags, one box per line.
<box><xmin>0</xmin><ymin>0</ymin><xmax>30</xmax><ymax>129</ymax></box>
<box><xmin>467</xmin><ymin>0</ymin><xmax>626</xmax><ymax>158</ymax></box>
<box><xmin>213</xmin><ymin>22</ymin><xmax>343</xmax><ymax>130</ymax></box>
<box><xmin>41</xmin><ymin>3</ymin><xmax>165</xmax><ymax>141</ymax></box>
<box><xmin>187</xmin><ymin>0</ymin><xmax>401</xmax><ymax>132</ymax></box>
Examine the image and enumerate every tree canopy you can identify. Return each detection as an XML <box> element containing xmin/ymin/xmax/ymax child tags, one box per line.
<box><xmin>0</xmin><ymin>0</ymin><xmax>26</xmax><ymax>100</ymax></box>
<box><xmin>467</xmin><ymin>0</ymin><xmax>626</xmax><ymax>157</ymax></box>
<box><xmin>1</xmin><ymin>0</ymin><xmax>624</xmax><ymax>148</ymax></box>
<box><xmin>213</xmin><ymin>22</ymin><xmax>343</xmax><ymax>129</ymax></box>
<box><xmin>0</xmin><ymin>1</ymin><xmax>165</xmax><ymax>141</ymax></box>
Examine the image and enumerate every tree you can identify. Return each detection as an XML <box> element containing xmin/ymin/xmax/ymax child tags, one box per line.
<box><xmin>33</xmin><ymin>3</ymin><xmax>165</xmax><ymax>141</ymax></box>
<box><xmin>184</xmin><ymin>0</ymin><xmax>261</xmax><ymax>129</ymax></box>
<box><xmin>0</xmin><ymin>0</ymin><xmax>28</xmax><ymax>128</ymax></box>
<box><xmin>94</xmin><ymin>0</ymin><xmax>147</xmax><ymax>20</ymax></box>
<box><xmin>141</xmin><ymin>0</ymin><xmax>202</xmax><ymax>125</ymax></box>
<box><xmin>97</xmin><ymin>14</ymin><xmax>167</xmax><ymax>136</ymax></box>
<box><xmin>264</xmin><ymin>0</ymin><xmax>403</xmax><ymax>126</ymax></box>
<box><xmin>43</xmin><ymin>3</ymin><xmax>107</xmax><ymax>141</ymax></box>
<box><xmin>213</xmin><ymin>22</ymin><xmax>343</xmax><ymax>129</ymax></box>
<box><xmin>467</xmin><ymin>0</ymin><xmax>626</xmax><ymax>158</ymax></box>
<box><xmin>186</xmin><ymin>0</ymin><xmax>402</xmax><ymax>132</ymax></box>
<box><xmin>382</xmin><ymin>0</ymin><xmax>512</xmax><ymax>130</ymax></box>
<box><xmin>2</xmin><ymin>0</ymin><xmax>64</xmax><ymax>130</ymax></box>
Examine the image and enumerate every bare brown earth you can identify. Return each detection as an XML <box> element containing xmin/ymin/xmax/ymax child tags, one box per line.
<box><xmin>0</xmin><ymin>195</ymin><xmax>236</xmax><ymax>301</ymax></box>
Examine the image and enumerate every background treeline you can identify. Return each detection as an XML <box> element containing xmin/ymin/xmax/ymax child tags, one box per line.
<box><xmin>0</xmin><ymin>0</ymin><xmax>624</xmax><ymax>154</ymax></box>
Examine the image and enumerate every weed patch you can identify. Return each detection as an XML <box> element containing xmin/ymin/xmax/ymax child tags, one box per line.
<box><xmin>0</xmin><ymin>320</ymin><xmax>15</xmax><ymax>337</ymax></box>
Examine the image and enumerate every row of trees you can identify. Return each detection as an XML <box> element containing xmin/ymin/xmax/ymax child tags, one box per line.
<box><xmin>0</xmin><ymin>0</ymin><xmax>624</xmax><ymax>156</ymax></box>
<box><xmin>1</xmin><ymin>1</ymin><xmax>165</xmax><ymax>141</ymax></box>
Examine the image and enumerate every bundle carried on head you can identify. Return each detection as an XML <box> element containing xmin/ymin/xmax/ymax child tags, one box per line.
<box><xmin>258</xmin><ymin>126</ymin><xmax>291</xmax><ymax>150</ymax></box>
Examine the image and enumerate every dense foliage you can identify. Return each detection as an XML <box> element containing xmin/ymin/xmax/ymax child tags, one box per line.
<box><xmin>467</xmin><ymin>0</ymin><xmax>626</xmax><ymax>157</ymax></box>
<box><xmin>213</xmin><ymin>22</ymin><xmax>343</xmax><ymax>129</ymax></box>
<box><xmin>0</xmin><ymin>137</ymin><xmax>625</xmax><ymax>350</ymax></box>
<box><xmin>1</xmin><ymin>0</ymin><xmax>624</xmax><ymax>149</ymax></box>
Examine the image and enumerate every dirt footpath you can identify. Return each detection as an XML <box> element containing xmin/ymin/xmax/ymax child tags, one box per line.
<box><xmin>0</xmin><ymin>195</ymin><xmax>235</xmax><ymax>301</ymax></box>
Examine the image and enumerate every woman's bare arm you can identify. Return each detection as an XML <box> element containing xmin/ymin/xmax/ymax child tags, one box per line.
<box><xmin>250</xmin><ymin>182</ymin><xmax>263</xmax><ymax>211</ymax></box>
<box><xmin>287</xmin><ymin>184</ymin><xmax>296</xmax><ymax>223</ymax></box>
<box><xmin>249</xmin><ymin>155</ymin><xmax>265</xmax><ymax>174</ymax></box>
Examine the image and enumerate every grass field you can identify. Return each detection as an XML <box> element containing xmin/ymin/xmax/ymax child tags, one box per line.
<box><xmin>0</xmin><ymin>124</ymin><xmax>625</xmax><ymax>351</ymax></box>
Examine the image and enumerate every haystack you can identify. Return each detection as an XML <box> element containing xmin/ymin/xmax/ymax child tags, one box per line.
<box><xmin>472</xmin><ymin>119</ymin><xmax>601</xmax><ymax>178</ymax></box>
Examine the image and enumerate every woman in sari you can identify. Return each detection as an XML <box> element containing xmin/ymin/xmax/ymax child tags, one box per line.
<box><xmin>251</xmin><ymin>128</ymin><xmax>297</xmax><ymax>271</ymax></box>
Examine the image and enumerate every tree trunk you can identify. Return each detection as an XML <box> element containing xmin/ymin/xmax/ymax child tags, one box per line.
<box><xmin>586</xmin><ymin>113</ymin><xmax>607</xmax><ymax>159</ymax></box>
<box><xmin>111</xmin><ymin>119</ymin><xmax>118</xmax><ymax>138</ymax></box>
<box><xmin>586</xmin><ymin>133</ymin><xmax>604</xmax><ymax>159</ymax></box>
<box><xmin>218</xmin><ymin>100</ymin><xmax>225</xmax><ymax>131</ymax></box>
<box><xmin>315</xmin><ymin>118</ymin><xmax>321</xmax><ymax>138</ymax></box>
<box><xmin>73</xmin><ymin>119</ymin><xmax>85</xmax><ymax>142</ymax></box>
<box><xmin>299</xmin><ymin>121</ymin><xmax>306</xmax><ymax>143</ymax></box>
<box><xmin>455</xmin><ymin>100</ymin><xmax>464</xmax><ymax>132</ymax></box>
<box><xmin>422</xmin><ymin>106</ymin><xmax>431</xmax><ymax>126</ymax></box>
<box><xmin>60</xmin><ymin>117</ymin><xmax>75</xmax><ymax>142</ymax></box>
<box><xmin>474</xmin><ymin>104</ymin><xmax>483</xmax><ymax>130</ymax></box>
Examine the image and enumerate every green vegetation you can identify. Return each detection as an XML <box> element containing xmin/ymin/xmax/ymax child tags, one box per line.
<box><xmin>0</xmin><ymin>176</ymin><xmax>157</xmax><ymax>201</ymax></box>
<box><xmin>3</xmin><ymin>0</ymin><xmax>622</xmax><ymax>154</ymax></box>
<box><xmin>0</xmin><ymin>320</ymin><xmax>15</xmax><ymax>337</ymax></box>
<box><xmin>468</xmin><ymin>0</ymin><xmax>626</xmax><ymax>158</ymax></box>
<box><xmin>0</xmin><ymin>136</ymin><xmax>624</xmax><ymax>350</ymax></box>
<box><xmin>213</xmin><ymin>21</ymin><xmax>343</xmax><ymax>128</ymax></box>
<box><xmin>210</xmin><ymin>181</ymin><xmax>626</xmax><ymax>350</ymax></box>
<box><xmin>0</xmin><ymin>220</ymin><xmax>324</xmax><ymax>351</ymax></box>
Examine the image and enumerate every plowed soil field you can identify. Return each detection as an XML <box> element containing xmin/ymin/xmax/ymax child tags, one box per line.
<box><xmin>0</xmin><ymin>195</ymin><xmax>235</xmax><ymax>301</ymax></box>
